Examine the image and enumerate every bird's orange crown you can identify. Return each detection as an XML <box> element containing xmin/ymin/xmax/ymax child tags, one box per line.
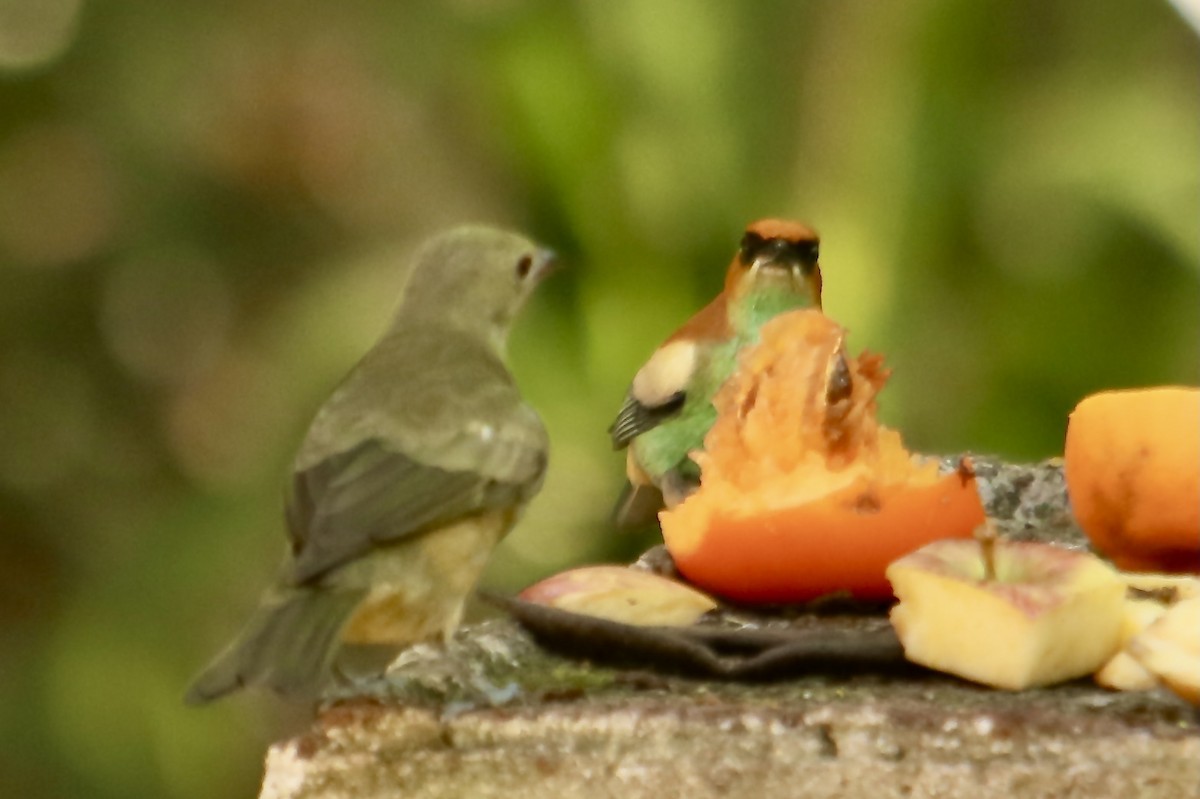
<box><xmin>744</xmin><ymin>218</ymin><xmax>819</xmax><ymax>244</ymax></box>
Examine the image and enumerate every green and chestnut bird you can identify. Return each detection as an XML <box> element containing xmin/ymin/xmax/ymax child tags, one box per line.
<box><xmin>609</xmin><ymin>219</ymin><xmax>823</xmax><ymax>524</ymax></box>
<box><xmin>186</xmin><ymin>226</ymin><xmax>556</xmax><ymax>704</ymax></box>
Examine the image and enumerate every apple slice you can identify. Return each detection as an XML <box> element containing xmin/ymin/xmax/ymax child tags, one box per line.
<box><xmin>887</xmin><ymin>538</ymin><xmax>1126</xmax><ymax>690</ymax></box>
<box><xmin>1094</xmin><ymin>598</ymin><xmax>1167</xmax><ymax>692</ymax></box>
<box><xmin>1128</xmin><ymin>597</ymin><xmax>1200</xmax><ymax>705</ymax></box>
<box><xmin>1094</xmin><ymin>651</ymin><xmax>1158</xmax><ymax>692</ymax></box>
<box><xmin>518</xmin><ymin>565</ymin><xmax>718</xmax><ymax>627</ymax></box>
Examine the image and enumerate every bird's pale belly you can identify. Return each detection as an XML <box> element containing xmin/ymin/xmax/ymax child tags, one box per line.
<box><xmin>336</xmin><ymin>509</ymin><xmax>513</xmax><ymax>645</ymax></box>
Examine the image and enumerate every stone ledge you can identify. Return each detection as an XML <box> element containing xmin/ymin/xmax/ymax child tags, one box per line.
<box><xmin>262</xmin><ymin>671</ymin><xmax>1199</xmax><ymax>799</ymax></box>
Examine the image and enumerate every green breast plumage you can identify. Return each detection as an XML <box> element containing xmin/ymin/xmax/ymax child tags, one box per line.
<box><xmin>634</xmin><ymin>284</ymin><xmax>815</xmax><ymax>481</ymax></box>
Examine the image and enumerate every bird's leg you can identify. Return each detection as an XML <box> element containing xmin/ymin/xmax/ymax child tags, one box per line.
<box><xmin>441</xmin><ymin>599</ymin><xmax>468</xmax><ymax>645</ymax></box>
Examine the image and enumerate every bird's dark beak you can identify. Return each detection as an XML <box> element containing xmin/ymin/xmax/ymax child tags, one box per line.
<box><xmin>751</xmin><ymin>239</ymin><xmax>793</xmax><ymax>273</ymax></box>
<box><xmin>753</xmin><ymin>240</ymin><xmax>818</xmax><ymax>278</ymax></box>
<box><xmin>750</xmin><ymin>240</ymin><xmax>821</xmax><ymax>306</ymax></box>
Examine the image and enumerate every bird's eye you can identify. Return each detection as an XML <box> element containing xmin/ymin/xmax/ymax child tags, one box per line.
<box><xmin>787</xmin><ymin>240</ymin><xmax>819</xmax><ymax>268</ymax></box>
<box><xmin>515</xmin><ymin>254</ymin><xmax>534</xmax><ymax>279</ymax></box>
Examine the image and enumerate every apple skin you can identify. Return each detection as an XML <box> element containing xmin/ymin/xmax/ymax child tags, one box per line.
<box><xmin>887</xmin><ymin>539</ymin><xmax>1126</xmax><ymax>690</ymax></box>
<box><xmin>518</xmin><ymin>565</ymin><xmax>717</xmax><ymax>627</ymax></box>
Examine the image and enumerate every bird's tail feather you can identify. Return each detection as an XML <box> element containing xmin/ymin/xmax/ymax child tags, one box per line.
<box><xmin>184</xmin><ymin>588</ymin><xmax>363</xmax><ymax>705</ymax></box>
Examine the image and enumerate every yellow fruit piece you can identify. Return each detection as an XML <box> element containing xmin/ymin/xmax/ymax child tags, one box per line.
<box><xmin>1095</xmin><ymin>598</ymin><xmax>1167</xmax><ymax>691</ymax></box>
<box><xmin>887</xmin><ymin>539</ymin><xmax>1126</xmax><ymax>690</ymax></box>
<box><xmin>1129</xmin><ymin>597</ymin><xmax>1200</xmax><ymax>705</ymax></box>
<box><xmin>1117</xmin><ymin>598</ymin><xmax>1169</xmax><ymax>645</ymax></box>
<box><xmin>1095</xmin><ymin>651</ymin><xmax>1159</xmax><ymax>692</ymax></box>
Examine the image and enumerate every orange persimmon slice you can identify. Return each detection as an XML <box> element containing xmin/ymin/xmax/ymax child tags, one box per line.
<box><xmin>1065</xmin><ymin>387</ymin><xmax>1200</xmax><ymax>573</ymax></box>
<box><xmin>660</xmin><ymin>310</ymin><xmax>985</xmax><ymax>602</ymax></box>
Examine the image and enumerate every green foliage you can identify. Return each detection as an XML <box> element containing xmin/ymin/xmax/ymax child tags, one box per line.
<box><xmin>0</xmin><ymin>2</ymin><xmax>1195</xmax><ymax>797</ymax></box>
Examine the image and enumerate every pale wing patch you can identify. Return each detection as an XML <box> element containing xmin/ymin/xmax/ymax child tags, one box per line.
<box><xmin>632</xmin><ymin>340</ymin><xmax>698</xmax><ymax>408</ymax></box>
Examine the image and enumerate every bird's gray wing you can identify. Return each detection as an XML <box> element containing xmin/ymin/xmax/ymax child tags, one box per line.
<box><xmin>284</xmin><ymin>331</ymin><xmax>547</xmax><ymax>586</ymax></box>
<box><xmin>285</xmin><ymin>434</ymin><xmax>544</xmax><ymax>585</ymax></box>
<box><xmin>608</xmin><ymin>389</ymin><xmax>686</xmax><ymax>449</ymax></box>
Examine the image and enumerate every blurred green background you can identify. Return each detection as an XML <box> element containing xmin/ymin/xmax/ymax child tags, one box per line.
<box><xmin>0</xmin><ymin>0</ymin><xmax>1196</xmax><ymax>796</ymax></box>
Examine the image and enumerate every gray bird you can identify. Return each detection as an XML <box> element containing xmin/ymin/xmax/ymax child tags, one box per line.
<box><xmin>186</xmin><ymin>226</ymin><xmax>555</xmax><ymax>704</ymax></box>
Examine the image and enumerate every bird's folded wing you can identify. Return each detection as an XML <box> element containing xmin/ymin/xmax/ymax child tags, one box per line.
<box><xmin>608</xmin><ymin>390</ymin><xmax>686</xmax><ymax>448</ymax></box>
<box><xmin>608</xmin><ymin>337</ymin><xmax>702</xmax><ymax>449</ymax></box>
<box><xmin>285</xmin><ymin>410</ymin><xmax>547</xmax><ymax>586</ymax></box>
